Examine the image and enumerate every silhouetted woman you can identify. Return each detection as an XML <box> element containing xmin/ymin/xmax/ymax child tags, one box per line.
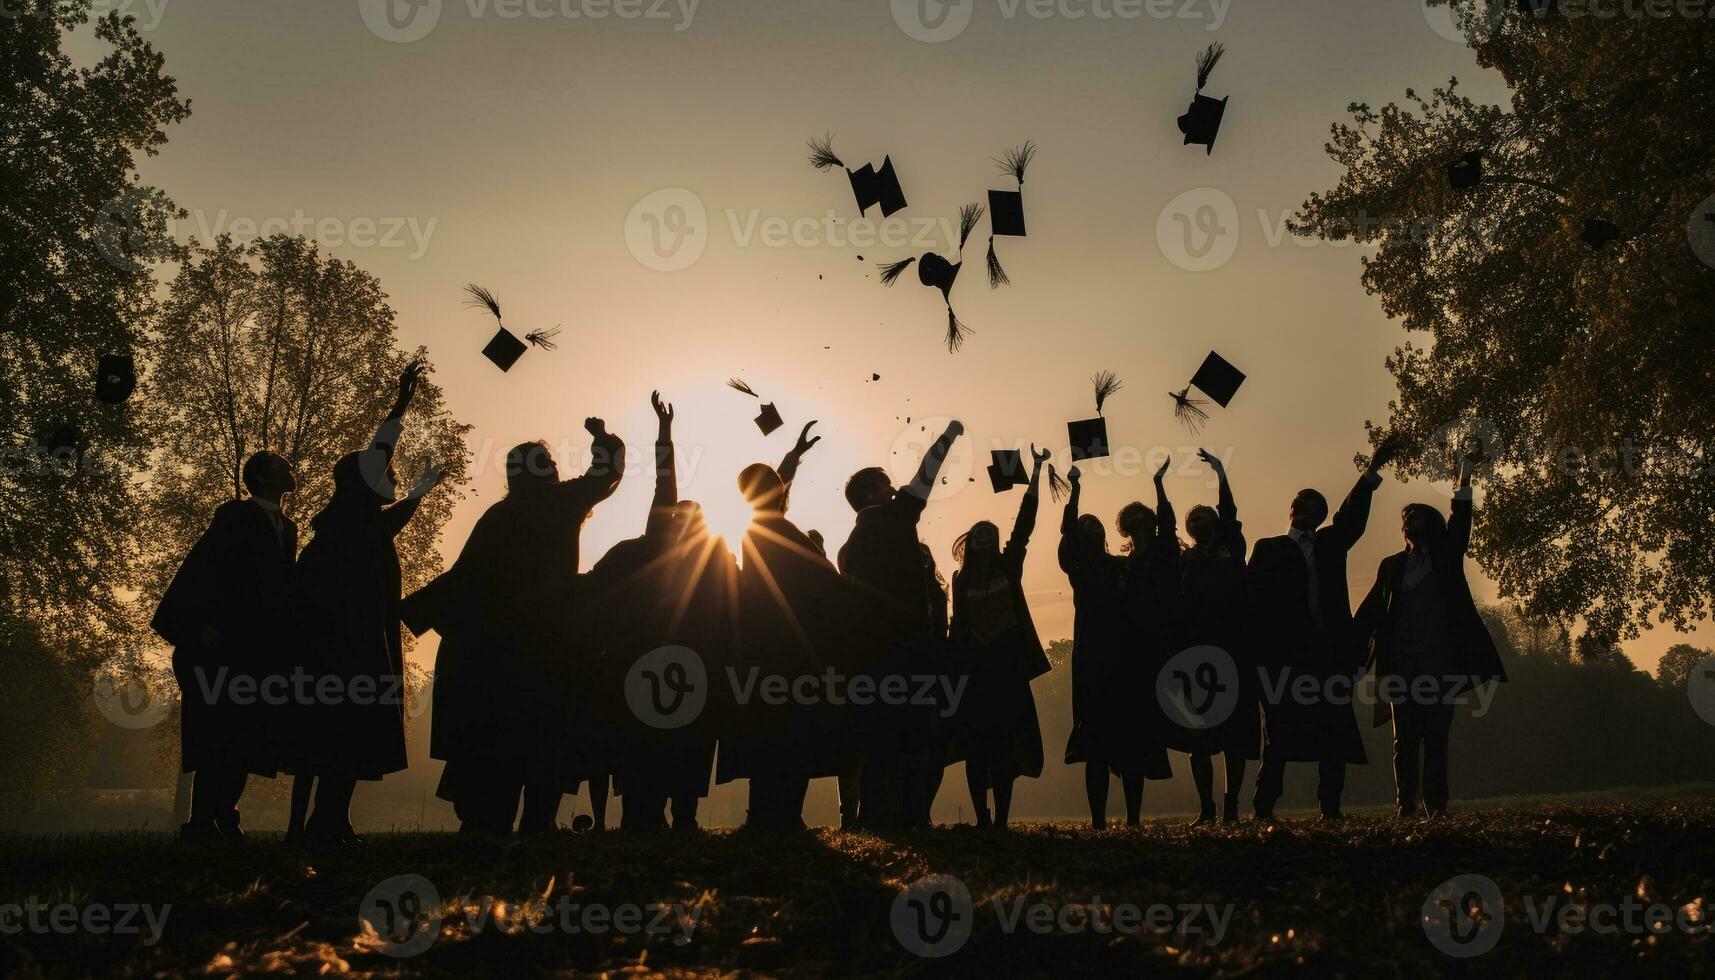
<box><xmin>1171</xmin><ymin>449</ymin><xmax>1260</xmax><ymax>824</ymax></box>
<box><xmin>584</xmin><ymin>392</ymin><xmax>737</xmax><ymax>832</ymax></box>
<box><xmin>948</xmin><ymin>446</ymin><xmax>1051</xmax><ymax>829</ymax></box>
<box><xmin>1354</xmin><ymin>448</ymin><xmax>1505</xmax><ymax>818</ymax></box>
<box><xmin>289</xmin><ymin>363</ymin><xmax>440</xmax><ymax>846</ymax></box>
<box><xmin>1059</xmin><ymin>464</ymin><xmax>1171</xmax><ymax>828</ymax></box>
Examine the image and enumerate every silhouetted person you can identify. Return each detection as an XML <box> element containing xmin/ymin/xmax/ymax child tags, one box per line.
<box><xmin>1058</xmin><ymin>463</ymin><xmax>1173</xmax><ymax>828</ymax></box>
<box><xmin>151</xmin><ymin>450</ymin><xmax>298</xmax><ymax>841</ymax></box>
<box><xmin>836</xmin><ymin>420</ymin><xmax>963</xmax><ymax>828</ymax></box>
<box><xmin>948</xmin><ymin>446</ymin><xmax>1051</xmax><ymax>829</ymax></box>
<box><xmin>290</xmin><ymin>363</ymin><xmax>440</xmax><ymax>846</ymax></box>
<box><xmin>1248</xmin><ymin>435</ymin><xmax>1400</xmax><ymax>821</ymax></box>
<box><xmin>585</xmin><ymin>392</ymin><xmax>737</xmax><ymax>832</ymax></box>
<box><xmin>726</xmin><ymin>461</ymin><xmax>875</xmax><ymax>830</ymax></box>
<box><xmin>407</xmin><ymin>417</ymin><xmax>624</xmax><ymax>834</ymax></box>
<box><xmin>1173</xmin><ymin>450</ymin><xmax>1259</xmax><ymax>824</ymax></box>
<box><xmin>1355</xmin><ymin>447</ymin><xmax>1506</xmax><ymax>817</ymax></box>
<box><xmin>913</xmin><ymin>541</ymin><xmax>952</xmax><ymax>826</ymax></box>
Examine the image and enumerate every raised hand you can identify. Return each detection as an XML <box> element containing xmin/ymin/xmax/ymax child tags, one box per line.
<box><xmin>1068</xmin><ymin>465</ymin><xmax>1081</xmax><ymax>485</ymax></box>
<box><xmin>651</xmin><ymin>390</ymin><xmax>674</xmax><ymax>424</ymax></box>
<box><xmin>585</xmin><ymin>417</ymin><xmax>610</xmax><ymax>439</ymax></box>
<box><xmin>1368</xmin><ymin>429</ymin><xmax>1405</xmax><ymax>474</ymax></box>
<box><xmin>1197</xmin><ymin>448</ymin><xmax>1225</xmax><ymax>473</ymax></box>
<box><xmin>409</xmin><ymin>459</ymin><xmax>444</xmax><ymax>498</ymax></box>
<box><xmin>390</xmin><ymin>359</ymin><xmax>424</xmax><ymax>418</ymax></box>
<box><xmin>1154</xmin><ymin>454</ymin><xmax>1172</xmax><ymax>482</ymax></box>
<box><xmin>791</xmin><ymin>421</ymin><xmax>822</xmax><ymax>458</ymax></box>
<box><xmin>1031</xmin><ymin>444</ymin><xmax>1051</xmax><ymax>467</ymax></box>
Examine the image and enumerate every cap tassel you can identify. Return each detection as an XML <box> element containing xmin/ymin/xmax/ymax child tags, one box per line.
<box><xmin>727</xmin><ymin>378</ymin><xmax>759</xmax><ymax>397</ymax></box>
<box><xmin>986</xmin><ymin>236</ymin><xmax>1010</xmax><ymax>289</ymax></box>
<box><xmin>463</xmin><ymin>283</ymin><xmax>504</xmax><ymax>325</ymax></box>
<box><xmin>1194</xmin><ymin>42</ymin><xmax>1225</xmax><ymax>92</ymax></box>
<box><xmin>957</xmin><ymin>203</ymin><xmax>984</xmax><ymax>253</ymax></box>
<box><xmin>1048</xmin><ymin>463</ymin><xmax>1071</xmax><ymax>503</ymax></box>
<box><xmin>807</xmin><ymin>133</ymin><xmax>844</xmax><ymax>171</ymax></box>
<box><xmin>994</xmin><ymin>141</ymin><xmax>1036</xmax><ymax>186</ymax></box>
<box><xmin>525</xmin><ymin>327</ymin><xmax>561</xmax><ymax>351</ymax></box>
<box><xmin>877</xmin><ymin>257</ymin><xmax>916</xmax><ymax>286</ymax></box>
<box><xmin>1093</xmin><ymin>370</ymin><xmax>1123</xmax><ymax>414</ymax></box>
<box><xmin>945</xmin><ymin>306</ymin><xmax>972</xmax><ymax>353</ymax></box>
<box><xmin>1171</xmin><ymin>386</ymin><xmax>1209</xmax><ymax>433</ymax></box>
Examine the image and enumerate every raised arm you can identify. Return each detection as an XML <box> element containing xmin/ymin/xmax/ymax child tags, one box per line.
<box><xmin>1448</xmin><ymin>443</ymin><xmax>1477</xmax><ymax>556</ymax></box>
<box><xmin>1198</xmin><ymin>448</ymin><xmax>1235</xmax><ymax>522</ymax></box>
<box><xmin>1327</xmin><ymin>431</ymin><xmax>1401</xmax><ymax>552</ymax></box>
<box><xmin>1152</xmin><ymin>455</ymin><xmax>1177</xmax><ymax>546</ymax></box>
<box><xmin>573</xmin><ymin>417</ymin><xmax>627</xmax><ymax>505</ymax></box>
<box><xmin>775</xmin><ymin>421</ymin><xmax>820</xmax><ymax>513</ymax></box>
<box><xmin>1005</xmin><ymin>445</ymin><xmax>1048</xmax><ymax>572</ymax></box>
<box><xmin>382</xmin><ymin>459</ymin><xmax>442</xmax><ymax>538</ymax></box>
<box><xmin>370</xmin><ymin>360</ymin><xmax>422</xmax><ymax>459</ymax></box>
<box><xmin>1060</xmin><ymin>464</ymin><xmax>1082</xmax><ymax>536</ymax></box>
<box><xmin>902</xmin><ymin>421</ymin><xmax>963</xmax><ymax>502</ymax></box>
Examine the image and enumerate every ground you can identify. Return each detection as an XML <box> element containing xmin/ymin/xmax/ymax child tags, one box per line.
<box><xmin>0</xmin><ymin>793</ymin><xmax>1710</xmax><ymax>977</ymax></box>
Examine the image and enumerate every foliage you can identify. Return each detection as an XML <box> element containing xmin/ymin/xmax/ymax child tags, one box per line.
<box><xmin>1292</xmin><ymin>2</ymin><xmax>1715</xmax><ymax>641</ymax></box>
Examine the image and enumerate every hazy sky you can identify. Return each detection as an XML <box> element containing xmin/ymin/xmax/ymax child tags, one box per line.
<box><xmin>91</xmin><ymin>0</ymin><xmax>1704</xmax><ymax>670</ymax></box>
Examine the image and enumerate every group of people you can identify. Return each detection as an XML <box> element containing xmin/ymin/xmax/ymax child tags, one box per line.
<box><xmin>152</xmin><ymin>364</ymin><xmax>1507</xmax><ymax>843</ymax></box>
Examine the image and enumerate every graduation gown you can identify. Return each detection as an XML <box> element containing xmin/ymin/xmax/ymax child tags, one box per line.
<box><xmin>1246</xmin><ymin>472</ymin><xmax>1380</xmax><ymax>764</ymax></box>
<box><xmin>1170</xmin><ymin>501</ymin><xmax>1262</xmax><ymax>760</ymax></box>
<box><xmin>150</xmin><ymin>498</ymin><xmax>295</xmax><ymax>776</ymax></box>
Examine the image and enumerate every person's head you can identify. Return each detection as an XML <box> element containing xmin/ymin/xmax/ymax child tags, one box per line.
<box><xmin>332</xmin><ymin>450</ymin><xmax>392</xmax><ymax>507</ymax></box>
<box><xmin>738</xmin><ymin>463</ymin><xmax>785</xmax><ymax>512</ymax></box>
<box><xmin>1289</xmin><ymin>488</ymin><xmax>1329</xmax><ymax>533</ymax></box>
<box><xmin>1185</xmin><ymin>504</ymin><xmax>1220</xmax><ymax>547</ymax></box>
<box><xmin>953</xmin><ymin>520</ymin><xmax>1001</xmax><ymax>567</ymax></box>
<box><xmin>1116</xmin><ymin>501</ymin><xmax>1156</xmax><ymax>552</ymax></box>
<box><xmin>843</xmin><ymin>466</ymin><xmax>894</xmax><ymax>513</ymax></box>
<box><xmin>241</xmin><ymin>451</ymin><xmax>296</xmax><ymax>500</ymax></box>
<box><xmin>1402</xmin><ymin>503</ymin><xmax>1447</xmax><ymax>549</ymax></box>
<box><xmin>506</xmin><ymin>441</ymin><xmax>559</xmax><ymax>495</ymax></box>
<box><xmin>672</xmin><ymin>499</ymin><xmax>708</xmax><ymax>541</ymax></box>
<box><xmin>1076</xmin><ymin>513</ymin><xmax>1106</xmax><ymax>551</ymax></box>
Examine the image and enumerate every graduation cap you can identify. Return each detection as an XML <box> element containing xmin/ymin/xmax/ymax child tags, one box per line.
<box><xmin>1447</xmin><ymin>150</ymin><xmax>1484</xmax><ymax>190</ymax></box>
<box><xmin>1581</xmin><ymin>218</ymin><xmax>1620</xmax><ymax>249</ymax></box>
<box><xmin>1068</xmin><ymin>371</ymin><xmax>1122</xmax><ymax>461</ymax></box>
<box><xmin>1189</xmin><ymin>351</ymin><xmax>1245</xmax><ymax>408</ymax></box>
<box><xmin>877</xmin><ymin>203</ymin><xmax>984</xmax><ymax>353</ymax></box>
<box><xmin>985</xmin><ymin>142</ymin><xmax>1035</xmax><ymax>288</ymax></box>
<box><xmin>728</xmin><ymin>378</ymin><xmax>784</xmax><ymax>435</ymax></box>
<box><xmin>987</xmin><ymin>449</ymin><xmax>1029</xmax><ymax>493</ymax></box>
<box><xmin>465</xmin><ymin>284</ymin><xmax>561</xmax><ymax>372</ymax></box>
<box><xmin>95</xmin><ymin>353</ymin><xmax>136</xmax><ymax>404</ymax></box>
<box><xmin>1177</xmin><ymin>43</ymin><xmax>1229</xmax><ymax>155</ymax></box>
<box><xmin>808</xmin><ymin>135</ymin><xmax>907</xmax><ymax>218</ymax></box>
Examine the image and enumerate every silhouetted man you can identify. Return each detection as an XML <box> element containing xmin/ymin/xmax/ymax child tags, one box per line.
<box><xmin>837</xmin><ymin>421</ymin><xmax>963</xmax><ymax>828</ymax></box>
<box><xmin>1247</xmin><ymin>434</ymin><xmax>1399</xmax><ymax>821</ymax></box>
<box><xmin>151</xmin><ymin>450</ymin><xmax>298</xmax><ymax>841</ymax></box>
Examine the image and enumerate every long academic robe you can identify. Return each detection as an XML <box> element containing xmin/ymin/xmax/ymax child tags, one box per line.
<box><xmin>1170</xmin><ymin>497</ymin><xmax>1262</xmax><ymax>759</ymax></box>
<box><xmin>1246</xmin><ymin>472</ymin><xmax>1381</xmax><ymax>764</ymax></box>
<box><xmin>410</xmin><ymin>454</ymin><xmax>622</xmax><ymax>803</ymax></box>
<box><xmin>720</xmin><ymin>510</ymin><xmax>880</xmax><ymax>783</ymax></box>
<box><xmin>1354</xmin><ymin>491</ymin><xmax>1507</xmax><ymax>726</ymax></box>
<box><xmin>290</xmin><ymin>489</ymin><xmax>421</xmax><ymax>780</ymax></box>
<box><xmin>947</xmin><ymin>489</ymin><xmax>1049</xmax><ymax>781</ymax></box>
<box><xmin>1059</xmin><ymin>496</ymin><xmax>1171</xmax><ymax>778</ymax></box>
<box><xmin>583</xmin><ymin>432</ymin><xmax>736</xmax><ymax>801</ymax></box>
<box><xmin>150</xmin><ymin>498</ymin><xmax>295</xmax><ymax>776</ymax></box>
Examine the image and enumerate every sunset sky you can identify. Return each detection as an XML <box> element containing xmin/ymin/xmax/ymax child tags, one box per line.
<box><xmin>86</xmin><ymin>0</ymin><xmax>1704</xmax><ymax>671</ymax></box>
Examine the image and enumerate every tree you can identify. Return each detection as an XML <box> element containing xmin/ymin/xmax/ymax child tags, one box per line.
<box><xmin>141</xmin><ymin>234</ymin><xmax>472</xmax><ymax>621</ymax></box>
<box><xmin>1292</xmin><ymin>3</ymin><xmax>1715</xmax><ymax>641</ymax></box>
<box><xmin>1655</xmin><ymin>642</ymin><xmax>1712</xmax><ymax>690</ymax></box>
<box><xmin>0</xmin><ymin>2</ymin><xmax>188</xmax><ymax>643</ymax></box>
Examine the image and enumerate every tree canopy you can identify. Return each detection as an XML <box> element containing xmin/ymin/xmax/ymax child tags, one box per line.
<box><xmin>1293</xmin><ymin>2</ymin><xmax>1714</xmax><ymax>641</ymax></box>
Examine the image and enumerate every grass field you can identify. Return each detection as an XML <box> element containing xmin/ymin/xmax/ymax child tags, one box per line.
<box><xmin>1</xmin><ymin>795</ymin><xmax>1711</xmax><ymax>977</ymax></box>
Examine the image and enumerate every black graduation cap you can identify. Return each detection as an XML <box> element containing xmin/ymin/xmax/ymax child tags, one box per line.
<box><xmin>465</xmin><ymin>284</ymin><xmax>561</xmax><ymax>372</ymax></box>
<box><xmin>1177</xmin><ymin>43</ymin><xmax>1228</xmax><ymax>155</ymax></box>
<box><xmin>808</xmin><ymin>135</ymin><xmax>907</xmax><ymax>218</ymax></box>
<box><xmin>985</xmin><ymin>142</ymin><xmax>1035</xmax><ymax>289</ymax></box>
<box><xmin>1448</xmin><ymin>151</ymin><xmax>1483</xmax><ymax>190</ymax></box>
<box><xmin>95</xmin><ymin>353</ymin><xmax>136</xmax><ymax>404</ymax></box>
<box><xmin>1068</xmin><ymin>371</ymin><xmax>1122</xmax><ymax>462</ymax></box>
<box><xmin>728</xmin><ymin>379</ymin><xmax>785</xmax><ymax>435</ymax></box>
<box><xmin>877</xmin><ymin>204</ymin><xmax>984</xmax><ymax>353</ymax></box>
<box><xmin>988</xmin><ymin>449</ymin><xmax>1028</xmax><ymax>493</ymax></box>
<box><xmin>1581</xmin><ymin>218</ymin><xmax>1620</xmax><ymax>249</ymax></box>
<box><xmin>1189</xmin><ymin>351</ymin><xmax>1246</xmax><ymax>408</ymax></box>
